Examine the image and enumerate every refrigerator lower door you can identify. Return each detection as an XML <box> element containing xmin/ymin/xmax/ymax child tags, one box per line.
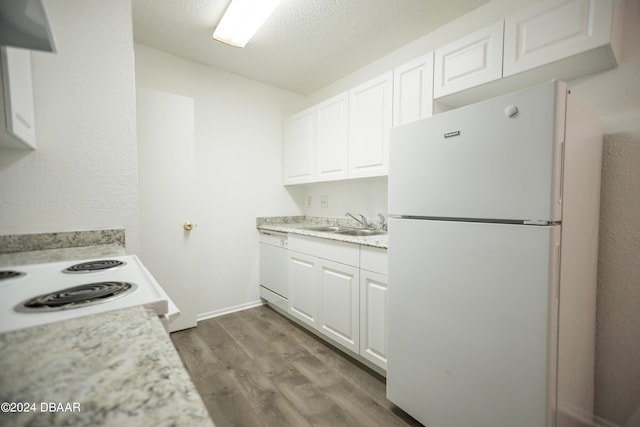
<box><xmin>387</xmin><ymin>218</ymin><xmax>561</xmax><ymax>427</ymax></box>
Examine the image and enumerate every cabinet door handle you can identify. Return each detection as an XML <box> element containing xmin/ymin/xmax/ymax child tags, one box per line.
<box><xmin>183</xmin><ymin>221</ymin><xmax>193</xmax><ymax>231</ymax></box>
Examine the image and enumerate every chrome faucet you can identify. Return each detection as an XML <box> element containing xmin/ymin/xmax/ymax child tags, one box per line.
<box><xmin>378</xmin><ymin>213</ymin><xmax>387</xmax><ymax>231</ymax></box>
<box><xmin>346</xmin><ymin>212</ymin><xmax>368</xmax><ymax>228</ymax></box>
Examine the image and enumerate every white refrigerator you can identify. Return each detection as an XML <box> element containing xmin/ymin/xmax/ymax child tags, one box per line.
<box><xmin>387</xmin><ymin>81</ymin><xmax>602</xmax><ymax>427</ymax></box>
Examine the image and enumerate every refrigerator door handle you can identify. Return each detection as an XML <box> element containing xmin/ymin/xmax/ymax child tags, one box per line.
<box><xmin>524</xmin><ymin>220</ymin><xmax>555</xmax><ymax>225</ymax></box>
<box><xmin>554</xmin><ymin>241</ymin><xmax>562</xmax><ymax>307</ymax></box>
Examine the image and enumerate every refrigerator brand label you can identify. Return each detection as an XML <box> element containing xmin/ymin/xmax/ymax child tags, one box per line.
<box><xmin>444</xmin><ymin>131</ymin><xmax>460</xmax><ymax>138</ymax></box>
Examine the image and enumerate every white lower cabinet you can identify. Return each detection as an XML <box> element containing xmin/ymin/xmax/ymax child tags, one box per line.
<box><xmin>318</xmin><ymin>260</ymin><xmax>359</xmax><ymax>352</ymax></box>
<box><xmin>288</xmin><ymin>251</ymin><xmax>319</xmax><ymax>328</ymax></box>
<box><xmin>360</xmin><ymin>270</ymin><xmax>388</xmax><ymax>370</ymax></box>
<box><xmin>281</xmin><ymin>235</ymin><xmax>389</xmax><ymax>372</ymax></box>
<box><xmin>359</xmin><ymin>246</ymin><xmax>389</xmax><ymax>370</ymax></box>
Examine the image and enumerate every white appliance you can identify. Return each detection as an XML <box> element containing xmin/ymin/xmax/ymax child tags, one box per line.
<box><xmin>259</xmin><ymin>231</ymin><xmax>289</xmax><ymax>312</ymax></box>
<box><xmin>387</xmin><ymin>81</ymin><xmax>602</xmax><ymax>427</ymax></box>
<box><xmin>0</xmin><ymin>255</ymin><xmax>180</xmax><ymax>334</ymax></box>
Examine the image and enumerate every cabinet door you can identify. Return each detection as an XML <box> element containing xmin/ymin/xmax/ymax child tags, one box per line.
<box><xmin>316</xmin><ymin>92</ymin><xmax>349</xmax><ymax>181</ymax></box>
<box><xmin>318</xmin><ymin>259</ymin><xmax>360</xmax><ymax>352</ymax></box>
<box><xmin>504</xmin><ymin>0</ymin><xmax>618</xmax><ymax>77</ymax></box>
<box><xmin>393</xmin><ymin>52</ymin><xmax>434</xmax><ymax>127</ymax></box>
<box><xmin>360</xmin><ymin>270</ymin><xmax>388</xmax><ymax>370</ymax></box>
<box><xmin>348</xmin><ymin>72</ymin><xmax>392</xmax><ymax>179</ymax></box>
<box><xmin>283</xmin><ymin>108</ymin><xmax>315</xmax><ymax>185</ymax></box>
<box><xmin>288</xmin><ymin>251</ymin><xmax>319</xmax><ymax>327</ymax></box>
<box><xmin>434</xmin><ymin>21</ymin><xmax>504</xmax><ymax>99</ymax></box>
<box><xmin>0</xmin><ymin>47</ymin><xmax>36</xmax><ymax>149</ymax></box>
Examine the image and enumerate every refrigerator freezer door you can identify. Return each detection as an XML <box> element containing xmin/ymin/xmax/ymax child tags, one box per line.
<box><xmin>389</xmin><ymin>81</ymin><xmax>565</xmax><ymax>223</ymax></box>
<box><xmin>387</xmin><ymin>218</ymin><xmax>560</xmax><ymax>427</ymax></box>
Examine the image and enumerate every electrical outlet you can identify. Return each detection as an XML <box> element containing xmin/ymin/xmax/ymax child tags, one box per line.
<box><xmin>306</xmin><ymin>195</ymin><xmax>313</xmax><ymax>208</ymax></box>
<box><xmin>320</xmin><ymin>195</ymin><xmax>328</xmax><ymax>208</ymax></box>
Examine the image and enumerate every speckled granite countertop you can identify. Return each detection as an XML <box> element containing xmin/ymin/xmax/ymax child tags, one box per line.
<box><xmin>257</xmin><ymin>216</ymin><xmax>388</xmax><ymax>249</ymax></box>
<box><xmin>0</xmin><ymin>244</ymin><xmax>126</xmax><ymax>267</ymax></box>
<box><xmin>0</xmin><ymin>306</ymin><xmax>214</xmax><ymax>427</ymax></box>
<box><xmin>0</xmin><ymin>229</ymin><xmax>127</xmax><ymax>267</ymax></box>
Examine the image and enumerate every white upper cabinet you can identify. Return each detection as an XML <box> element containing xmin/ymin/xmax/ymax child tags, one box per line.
<box><xmin>0</xmin><ymin>0</ymin><xmax>56</xmax><ymax>52</ymax></box>
<box><xmin>0</xmin><ymin>47</ymin><xmax>37</xmax><ymax>150</ymax></box>
<box><xmin>348</xmin><ymin>71</ymin><xmax>393</xmax><ymax>179</ymax></box>
<box><xmin>283</xmin><ymin>107</ymin><xmax>315</xmax><ymax>185</ymax></box>
<box><xmin>316</xmin><ymin>92</ymin><xmax>349</xmax><ymax>182</ymax></box>
<box><xmin>434</xmin><ymin>21</ymin><xmax>504</xmax><ymax>99</ymax></box>
<box><xmin>434</xmin><ymin>0</ymin><xmax>621</xmax><ymax>106</ymax></box>
<box><xmin>393</xmin><ymin>52</ymin><xmax>434</xmax><ymax>127</ymax></box>
<box><xmin>283</xmin><ymin>0</ymin><xmax>622</xmax><ymax>182</ymax></box>
<box><xmin>504</xmin><ymin>0</ymin><xmax>622</xmax><ymax>78</ymax></box>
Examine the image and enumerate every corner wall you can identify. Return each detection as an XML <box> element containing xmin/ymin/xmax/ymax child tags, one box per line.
<box><xmin>0</xmin><ymin>0</ymin><xmax>140</xmax><ymax>253</ymax></box>
<box><xmin>570</xmin><ymin>1</ymin><xmax>640</xmax><ymax>422</ymax></box>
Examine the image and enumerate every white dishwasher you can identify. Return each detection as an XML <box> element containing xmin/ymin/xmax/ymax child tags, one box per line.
<box><xmin>259</xmin><ymin>231</ymin><xmax>288</xmax><ymax>311</ymax></box>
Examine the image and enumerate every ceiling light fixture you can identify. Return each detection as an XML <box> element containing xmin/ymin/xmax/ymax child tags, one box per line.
<box><xmin>213</xmin><ymin>0</ymin><xmax>283</xmax><ymax>48</ymax></box>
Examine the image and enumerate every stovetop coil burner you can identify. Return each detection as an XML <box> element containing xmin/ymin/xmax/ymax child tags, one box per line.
<box><xmin>14</xmin><ymin>281</ymin><xmax>137</xmax><ymax>312</ymax></box>
<box><xmin>0</xmin><ymin>270</ymin><xmax>26</xmax><ymax>281</ymax></box>
<box><xmin>62</xmin><ymin>259</ymin><xmax>126</xmax><ymax>274</ymax></box>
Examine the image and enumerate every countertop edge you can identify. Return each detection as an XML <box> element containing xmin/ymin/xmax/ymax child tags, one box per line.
<box><xmin>0</xmin><ymin>243</ymin><xmax>126</xmax><ymax>267</ymax></box>
<box><xmin>0</xmin><ymin>306</ymin><xmax>215</xmax><ymax>427</ymax></box>
<box><xmin>257</xmin><ymin>222</ymin><xmax>388</xmax><ymax>249</ymax></box>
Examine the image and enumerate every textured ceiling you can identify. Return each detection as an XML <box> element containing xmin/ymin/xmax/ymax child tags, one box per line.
<box><xmin>132</xmin><ymin>0</ymin><xmax>488</xmax><ymax>95</ymax></box>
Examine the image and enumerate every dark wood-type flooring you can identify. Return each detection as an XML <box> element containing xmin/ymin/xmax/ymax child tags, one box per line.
<box><xmin>170</xmin><ymin>304</ymin><xmax>423</xmax><ymax>427</ymax></box>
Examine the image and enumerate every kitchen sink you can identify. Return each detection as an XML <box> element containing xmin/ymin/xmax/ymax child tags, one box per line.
<box><xmin>303</xmin><ymin>225</ymin><xmax>347</xmax><ymax>232</ymax></box>
<box><xmin>334</xmin><ymin>228</ymin><xmax>386</xmax><ymax>236</ymax></box>
<box><xmin>302</xmin><ymin>225</ymin><xmax>386</xmax><ymax>237</ymax></box>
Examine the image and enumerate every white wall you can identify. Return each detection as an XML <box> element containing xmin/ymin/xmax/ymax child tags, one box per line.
<box><xmin>0</xmin><ymin>0</ymin><xmax>139</xmax><ymax>252</ymax></box>
<box><xmin>296</xmin><ymin>0</ymin><xmax>640</xmax><ymax>425</ymax></box>
<box><xmin>135</xmin><ymin>45</ymin><xmax>303</xmax><ymax>317</ymax></box>
<box><xmin>286</xmin><ymin>177</ymin><xmax>388</xmax><ymax>223</ymax></box>
<box><xmin>570</xmin><ymin>1</ymin><xmax>640</xmax><ymax>424</ymax></box>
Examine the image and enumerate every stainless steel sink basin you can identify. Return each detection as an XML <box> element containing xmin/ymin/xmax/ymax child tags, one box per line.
<box><xmin>303</xmin><ymin>225</ymin><xmax>346</xmax><ymax>232</ymax></box>
<box><xmin>302</xmin><ymin>225</ymin><xmax>386</xmax><ymax>237</ymax></box>
<box><xmin>334</xmin><ymin>228</ymin><xmax>386</xmax><ymax>236</ymax></box>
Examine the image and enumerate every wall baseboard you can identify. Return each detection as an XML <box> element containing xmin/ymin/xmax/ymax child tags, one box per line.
<box><xmin>197</xmin><ymin>300</ymin><xmax>264</xmax><ymax>322</ymax></box>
